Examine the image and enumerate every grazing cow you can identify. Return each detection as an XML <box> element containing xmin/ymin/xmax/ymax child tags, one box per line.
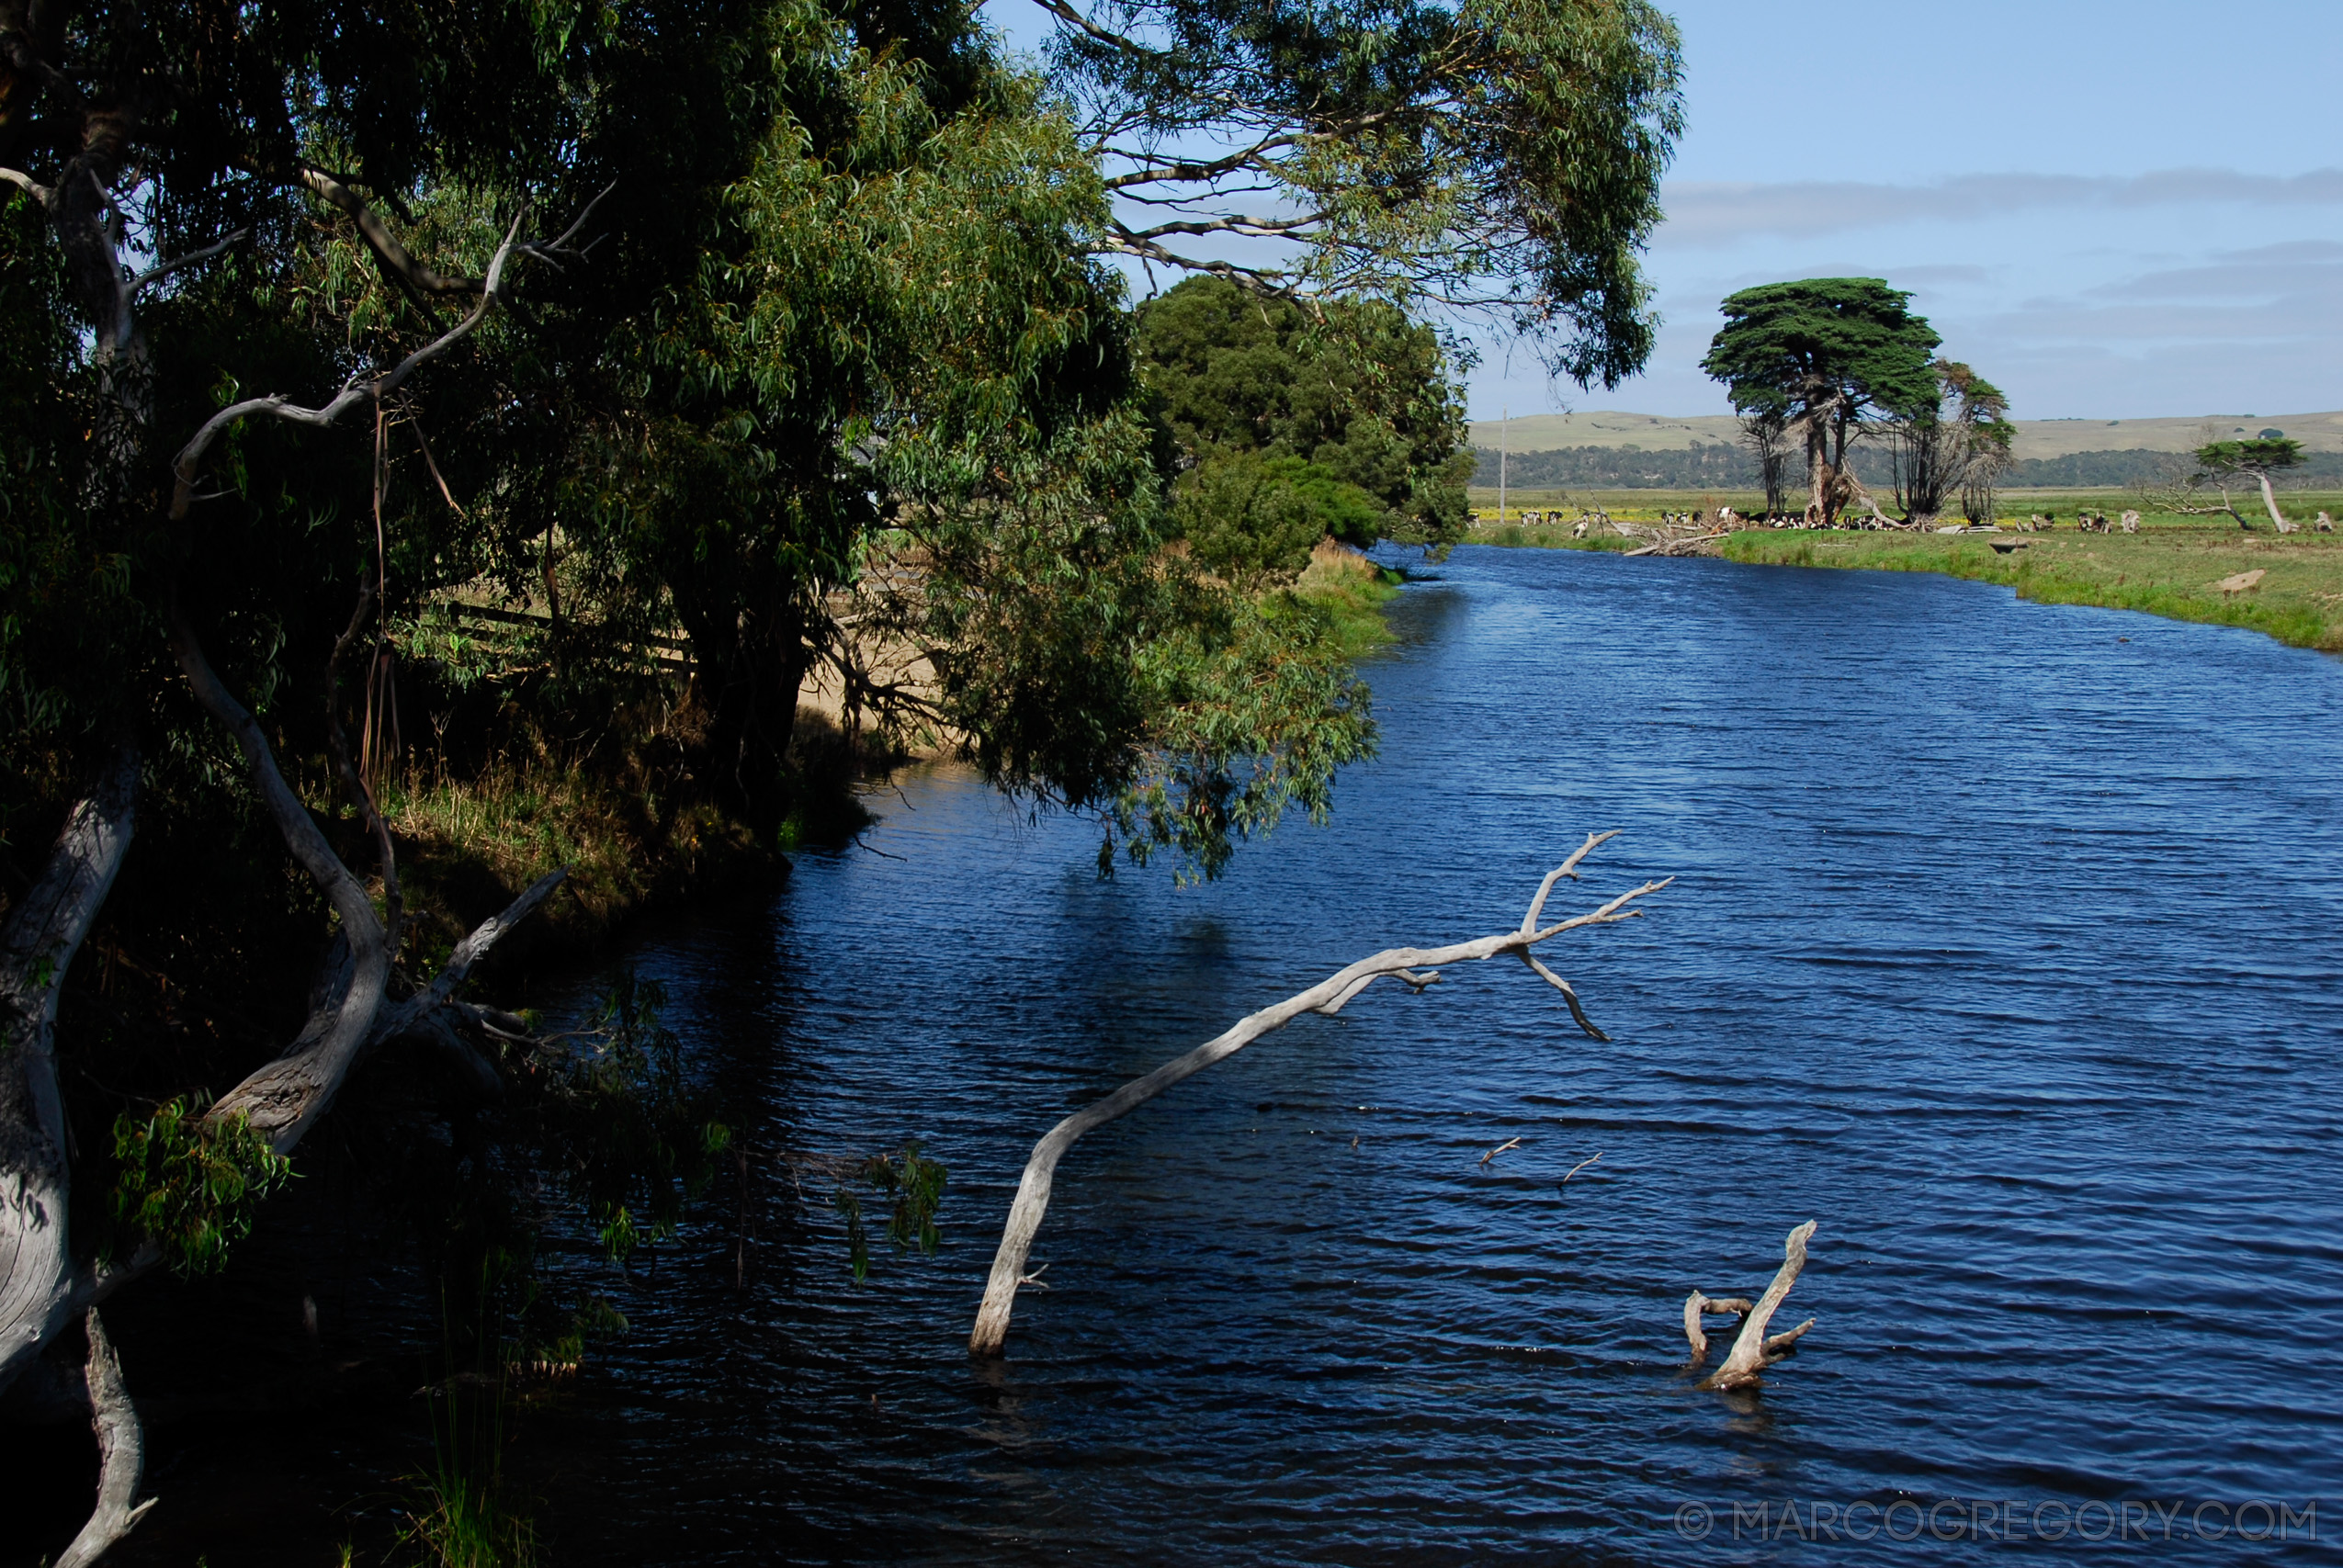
<box><xmin>2121</xmin><ymin>509</ymin><xmax>2141</xmax><ymax>534</ymax></box>
<box><xmin>2317</xmin><ymin>511</ymin><xmax>2335</xmax><ymax>533</ymax></box>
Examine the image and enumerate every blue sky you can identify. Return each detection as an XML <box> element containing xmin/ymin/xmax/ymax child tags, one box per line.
<box><xmin>1466</xmin><ymin>0</ymin><xmax>2343</xmax><ymax>422</ymax></box>
<box><xmin>985</xmin><ymin>0</ymin><xmax>2343</xmax><ymax>424</ymax></box>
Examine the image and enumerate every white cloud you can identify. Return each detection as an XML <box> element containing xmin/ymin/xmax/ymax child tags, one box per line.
<box><xmin>1657</xmin><ymin>169</ymin><xmax>2343</xmax><ymax>247</ymax></box>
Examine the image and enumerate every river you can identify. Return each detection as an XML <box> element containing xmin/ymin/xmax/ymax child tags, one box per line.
<box><xmin>497</xmin><ymin>545</ymin><xmax>2340</xmax><ymax>1564</ymax></box>
<box><xmin>75</xmin><ymin>544</ymin><xmax>2339</xmax><ymax>1566</ymax></box>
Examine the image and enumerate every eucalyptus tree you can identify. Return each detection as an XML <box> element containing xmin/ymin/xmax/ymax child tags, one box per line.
<box><xmin>1133</xmin><ymin>274</ymin><xmax>1473</xmax><ymax>580</ymax></box>
<box><xmin>1885</xmin><ymin>360</ymin><xmax>2014</xmax><ymax>525</ymax></box>
<box><xmin>1700</xmin><ymin>278</ymin><xmax>1941</xmax><ymax>525</ymax></box>
<box><xmin>1019</xmin><ymin>0</ymin><xmax>1686</xmax><ymax>387</ymax></box>
<box><xmin>3</xmin><ymin>0</ymin><xmax>1700</xmax><ymax>1544</ymax></box>
<box><xmin>1738</xmin><ymin>409</ymin><xmax>1790</xmax><ymax>515</ymax></box>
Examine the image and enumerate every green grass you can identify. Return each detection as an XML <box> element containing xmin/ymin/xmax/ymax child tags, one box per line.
<box><xmin>1721</xmin><ymin>522</ymin><xmax>2343</xmax><ymax>652</ymax></box>
<box><xmin>1464</xmin><ymin>520</ymin><xmax>1633</xmax><ymax>554</ymax></box>
<box><xmin>1291</xmin><ymin>540</ymin><xmax>1407</xmax><ymax>657</ymax></box>
<box><xmin>372</xmin><ymin>756</ymin><xmax>766</xmax><ymax>964</ymax></box>
<box><xmin>1468</xmin><ymin>488</ymin><xmax>1764</xmax><ymax>520</ymax></box>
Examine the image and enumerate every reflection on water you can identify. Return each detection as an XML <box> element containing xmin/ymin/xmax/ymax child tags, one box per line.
<box><xmin>333</xmin><ymin>550</ymin><xmax>2343</xmax><ymax>1561</ymax></box>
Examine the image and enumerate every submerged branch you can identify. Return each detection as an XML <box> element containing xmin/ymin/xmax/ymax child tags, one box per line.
<box><xmin>969</xmin><ymin>834</ymin><xmax>1667</xmax><ymax>1356</ymax></box>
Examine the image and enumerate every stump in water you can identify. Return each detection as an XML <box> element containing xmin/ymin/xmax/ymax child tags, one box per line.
<box><xmin>1682</xmin><ymin>1221</ymin><xmax>1818</xmax><ymax>1391</ymax></box>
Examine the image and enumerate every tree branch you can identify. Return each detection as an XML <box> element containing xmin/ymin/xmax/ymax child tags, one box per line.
<box><xmin>1025</xmin><ymin>0</ymin><xmax>1147</xmax><ymax>53</ymax></box>
<box><xmin>53</xmin><ymin>1309</ymin><xmax>154</xmax><ymax>1568</ymax></box>
<box><xmin>162</xmin><ymin>603</ymin><xmax>390</xmax><ymax>1153</ymax></box>
<box><xmin>128</xmin><ymin>227</ymin><xmax>248</xmax><ymax>299</ymax></box>
<box><xmin>968</xmin><ymin>839</ymin><xmax>1669</xmax><ymax>1356</ymax></box>
<box><xmin>368</xmin><ymin>868</ymin><xmax>569</xmax><ymax>1048</ymax></box>
<box><xmin>0</xmin><ymin>165</ymin><xmax>51</xmax><ymax>204</ymax></box>
<box><xmin>167</xmin><ymin>206</ymin><xmax>528</xmax><ymax>522</ymax></box>
<box><xmin>297</xmin><ymin>167</ymin><xmax>481</xmax><ymax>296</ymax></box>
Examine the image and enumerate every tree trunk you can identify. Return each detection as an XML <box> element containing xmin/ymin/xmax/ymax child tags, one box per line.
<box><xmin>0</xmin><ymin>750</ymin><xmax>138</xmax><ymax>1398</ymax></box>
<box><xmin>52</xmin><ymin>1310</ymin><xmax>154</xmax><ymax>1567</ymax></box>
<box><xmin>683</xmin><ymin>589</ymin><xmax>812</xmax><ymax>833</ymax></box>
<box><xmin>1805</xmin><ymin>423</ymin><xmax>1829</xmax><ymax>524</ymax></box>
<box><xmin>1685</xmin><ymin>1221</ymin><xmax>1817</xmax><ymax>1391</ymax></box>
<box><xmin>2257</xmin><ymin>471</ymin><xmax>2288</xmax><ymax>532</ymax></box>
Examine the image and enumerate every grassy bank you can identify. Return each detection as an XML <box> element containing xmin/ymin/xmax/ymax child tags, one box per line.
<box><xmin>376</xmin><ymin>758</ymin><xmax>775</xmax><ymax>969</ymax></box>
<box><xmin>1719</xmin><ymin>525</ymin><xmax>2343</xmax><ymax>652</ymax></box>
<box><xmin>1292</xmin><ymin>539</ymin><xmax>1406</xmax><ymax>656</ymax></box>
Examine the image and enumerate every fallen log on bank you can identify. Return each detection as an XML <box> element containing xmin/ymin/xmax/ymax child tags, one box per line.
<box><xmin>1624</xmin><ymin>531</ymin><xmax>1729</xmax><ymax>558</ymax></box>
<box><xmin>969</xmin><ymin>833</ymin><xmax>1670</xmax><ymax>1358</ymax></box>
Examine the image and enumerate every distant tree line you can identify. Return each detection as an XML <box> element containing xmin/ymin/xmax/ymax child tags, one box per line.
<box><xmin>1471</xmin><ymin>443</ymin><xmax>1759</xmax><ymax>488</ymax></box>
<box><xmin>2003</xmin><ymin>447</ymin><xmax>2343</xmax><ymax>489</ymax></box>
<box><xmin>1472</xmin><ymin>443</ymin><xmax>2343</xmax><ymax>491</ymax></box>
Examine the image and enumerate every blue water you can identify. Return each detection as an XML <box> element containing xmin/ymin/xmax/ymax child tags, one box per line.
<box><xmin>544</xmin><ymin>547</ymin><xmax>2343</xmax><ymax>1563</ymax></box>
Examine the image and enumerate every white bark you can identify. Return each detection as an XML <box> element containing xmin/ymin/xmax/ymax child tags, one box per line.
<box><xmin>53</xmin><ymin>1310</ymin><xmax>154</xmax><ymax>1568</ymax></box>
<box><xmin>166</xmin><ymin>209</ymin><xmax>527</xmax><ymax>525</ymax></box>
<box><xmin>0</xmin><ymin>749</ymin><xmax>138</xmax><ymax>1396</ymax></box>
<box><xmin>2257</xmin><ymin>471</ymin><xmax>2288</xmax><ymax>533</ymax></box>
<box><xmin>1687</xmin><ymin>1220</ymin><xmax>1817</xmax><ymax>1391</ymax></box>
<box><xmin>969</xmin><ymin>833</ymin><xmax>1669</xmax><ymax>1356</ymax></box>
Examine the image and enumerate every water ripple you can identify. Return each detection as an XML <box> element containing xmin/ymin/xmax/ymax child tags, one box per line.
<box><xmin>546</xmin><ymin>547</ymin><xmax>2342</xmax><ymax>1564</ymax></box>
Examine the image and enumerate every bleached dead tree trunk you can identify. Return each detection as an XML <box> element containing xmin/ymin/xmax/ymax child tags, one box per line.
<box><xmin>969</xmin><ymin>832</ymin><xmax>1670</xmax><ymax>1357</ymax></box>
<box><xmin>1682</xmin><ymin>1220</ymin><xmax>1817</xmax><ymax>1391</ymax></box>
<box><xmin>51</xmin><ymin>1310</ymin><xmax>153</xmax><ymax>1568</ymax></box>
<box><xmin>0</xmin><ymin>748</ymin><xmax>139</xmax><ymax>1393</ymax></box>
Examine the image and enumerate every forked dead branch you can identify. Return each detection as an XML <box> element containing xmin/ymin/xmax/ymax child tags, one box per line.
<box><xmin>1683</xmin><ymin>1220</ymin><xmax>1818</xmax><ymax>1391</ymax></box>
<box><xmin>968</xmin><ymin>832</ymin><xmax>1670</xmax><ymax>1357</ymax></box>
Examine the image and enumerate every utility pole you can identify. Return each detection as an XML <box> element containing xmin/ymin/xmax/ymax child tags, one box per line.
<box><xmin>1499</xmin><ymin>405</ymin><xmax>1507</xmax><ymax>526</ymax></box>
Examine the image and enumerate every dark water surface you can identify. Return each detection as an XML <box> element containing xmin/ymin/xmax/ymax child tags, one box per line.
<box><xmin>535</xmin><ymin>549</ymin><xmax>2338</xmax><ymax>1562</ymax></box>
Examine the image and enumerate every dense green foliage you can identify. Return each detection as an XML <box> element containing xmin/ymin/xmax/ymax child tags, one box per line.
<box><xmin>1701</xmin><ymin>278</ymin><xmax>1941</xmax><ymax>523</ymax></box>
<box><xmin>1043</xmin><ymin>0</ymin><xmax>1684</xmax><ymax>384</ymax></box>
<box><xmin>0</xmin><ymin>8</ymin><xmax>1683</xmax><ymax>1544</ymax></box>
<box><xmin>2195</xmin><ymin>437</ymin><xmax>2304</xmax><ymax>479</ymax></box>
<box><xmin>1701</xmin><ymin>278</ymin><xmax>1942</xmax><ymax>425</ymax></box>
<box><xmin>107</xmin><ymin>1098</ymin><xmax>295</xmax><ymax>1276</ymax></box>
<box><xmin>0</xmin><ymin>0</ymin><xmax>1397</xmax><ymax>896</ymax></box>
<box><xmin>1134</xmin><ymin>276</ymin><xmax>1471</xmax><ymax>580</ymax></box>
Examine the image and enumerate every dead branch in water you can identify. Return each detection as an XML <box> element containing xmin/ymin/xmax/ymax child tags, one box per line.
<box><xmin>969</xmin><ymin>833</ymin><xmax>1669</xmax><ymax>1357</ymax></box>
<box><xmin>1683</xmin><ymin>1221</ymin><xmax>1817</xmax><ymax>1391</ymax></box>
